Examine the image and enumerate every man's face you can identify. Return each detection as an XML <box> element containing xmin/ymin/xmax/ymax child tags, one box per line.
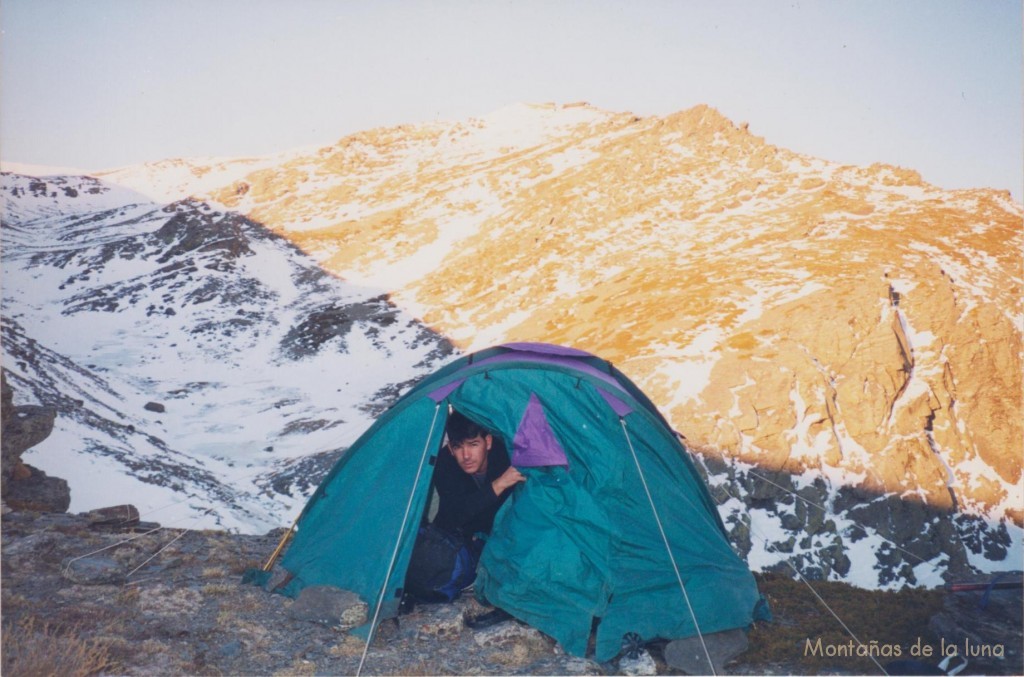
<box><xmin>450</xmin><ymin>434</ymin><xmax>492</xmax><ymax>475</ymax></box>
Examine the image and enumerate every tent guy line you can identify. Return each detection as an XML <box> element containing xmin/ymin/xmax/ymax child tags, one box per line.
<box><xmin>620</xmin><ymin>416</ymin><xmax>716</xmax><ymax>675</ymax></box>
<box><xmin>61</xmin><ymin>507</ymin><xmax>215</xmax><ymax>575</ymax></box>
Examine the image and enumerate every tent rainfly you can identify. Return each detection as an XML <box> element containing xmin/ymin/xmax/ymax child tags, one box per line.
<box><xmin>260</xmin><ymin>342</ymin><xmax>768</xmax><ymax>661</ymax></box>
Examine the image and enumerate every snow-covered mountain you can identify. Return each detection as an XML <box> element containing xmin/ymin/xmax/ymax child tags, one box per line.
<box><xmin>3</xmin><ymin>102</ymin><xmax>1021</xmax><ymax>587</ymax></box>
<box><xmin>1</xmin><ymin>172</ymin><xmax>454</xmax><ymax>531</ymax></box>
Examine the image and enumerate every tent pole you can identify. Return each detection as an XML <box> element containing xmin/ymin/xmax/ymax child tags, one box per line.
<box><xmin>357</xmin><ymin>402</ymin><xmax>443</xmax><ymax>677</ymax></box>
<box><xmin>620</xmin><ymin>417</ymin><xmax>717</xmax><ymax>676</ymax></box>
<box><xmin>262</xmin><ymin>512</ymin><xmax>302</xmax><ymax>572</ymax></box>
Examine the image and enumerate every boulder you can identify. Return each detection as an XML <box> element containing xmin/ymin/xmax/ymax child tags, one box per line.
<box><xmin>664</xmin><ymin>628</ymin><xmax>749</xmax><ymax>675</ymax></box>
<box><xmin>4</xmin><ymin>465</ymin><xmax>70</xmax><ymax>513</ymax></box>
<box><xmin>85</xmin><ymin>504</ymin><xmax>141</xmax><ymax>530</ymax></box>
<box><xmin>288</xmin><ymin>585</ymin><xmax>367</xmax><ymax>630</ymax></box>
<box><xmin>61</xmin><ymin>555</ymin><xmax>127</xmax><ymax>585</ymax></box>
<box><xmin>1</xmin><ymin>372</ymin><xmax>57</xmax><ymax>495</ymax></box>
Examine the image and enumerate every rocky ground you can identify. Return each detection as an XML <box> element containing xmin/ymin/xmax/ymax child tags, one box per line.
<box><xmin>2</xmin><ymin>504</ymin><xmax>1021</xmax><ymax>677</ymax></box>
<box><xmin>0</xmin><ymin>506</ymin><xmax>680</xmax><ymax>676</ymax></box>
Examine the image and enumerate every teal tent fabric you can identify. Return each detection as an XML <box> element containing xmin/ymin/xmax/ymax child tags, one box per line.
<box><xmin>277</xmin><ymin>396</ymin><xmax>447</xmax><ymax>621</ymax></box>
<box><xmin>274</xmin><ymin>343</ymin><xmax>767</xmax><ymax>660</ymax></box>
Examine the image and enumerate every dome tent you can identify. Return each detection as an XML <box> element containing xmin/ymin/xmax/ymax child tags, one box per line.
<box><xmin>266</xmin><ymin>342</ymin><xmax>767</xmax><ymax>662</ymax></box>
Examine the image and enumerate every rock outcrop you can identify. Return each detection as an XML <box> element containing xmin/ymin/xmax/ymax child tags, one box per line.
<box><xmin>1</xmin><ymin>370</ymin><xmax>67</xmax><ymax>512</ymax></box>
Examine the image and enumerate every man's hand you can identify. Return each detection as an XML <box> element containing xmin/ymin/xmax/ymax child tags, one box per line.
<box><xmin>492</xmin><ymin>466</ymin><xmax>526</xmax><ymax>495</ymax></box>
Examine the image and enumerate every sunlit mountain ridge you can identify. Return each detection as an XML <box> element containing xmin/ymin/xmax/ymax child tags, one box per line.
<box><xmin>4</xmin><ymin>102</ymin><xmax>1020</xmax><ymax>586</ymax></box>
<box><xmin>99</xmin><ymin>102</ymin><xmax>1022</xmax><ymax>525</ymax></box>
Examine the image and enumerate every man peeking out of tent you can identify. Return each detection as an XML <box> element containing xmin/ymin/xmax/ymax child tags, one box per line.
<box><xmin>435</xmin><ymin>411</ymin><xmax>526</xmax><ymax>534</ymax></box>
<box><xmin>403</xmin><ymin>410</ymin><xmax>525</xmax><ymax>609</ymax></box>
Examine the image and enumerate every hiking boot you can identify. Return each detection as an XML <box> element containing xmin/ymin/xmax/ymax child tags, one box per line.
<box><xmin>465</xmin><ymin>607</ymin><xmax>513</xmax><ymax>629</ymax></box>
<box><xmin>399</xmin><ymin>593</ymin><xmax>416</xmax><ymax>615</ymax></box>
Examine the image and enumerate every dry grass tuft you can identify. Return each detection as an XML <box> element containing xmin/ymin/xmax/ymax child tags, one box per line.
<box><xmin>376</xmin><ymin>657</ymin><xmax>461</xmax><ymax>676</ymax></box>
<box><xmin>230</xmin><ymin>558</ymin><xmax>262</xmax><ymax>575</ymax></box>
<box><xmin>1</xmin><ymin>616</ymin><xmax>117</xmax><ymax>677</ymax></box>
<box><xmin>202</xmin><ymin>582</ymin><xmax>237</xmax><ymax>596</ymax></box>
<box><xmin>329</xmin><ymin>634</ymin><xmax>368</xmax><ymax>658</ymax></box>
<box><xmin>217</xmin><ymin>588</ymin><xmax>265</xmax><ymax>614</ymax></box>
<box><xmin>115</xmin><ymin>586</ymin><xmax>141</xmax><ymax>605</ymax></box>
<box><xmin>271</xmin><ymin>658</ymin><xmax>317</xmax><ymax>676</ymax></box>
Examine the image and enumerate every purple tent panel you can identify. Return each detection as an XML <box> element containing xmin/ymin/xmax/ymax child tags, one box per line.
<box><xmin>511</xmin><ymin>393</ymin><xmax>569</xmax><ymax>468</ymax></box>
<box><xmin>596</xmin><ymin>387</ymin><xmax>633</xmax><ymax>417</ymax></box>
<box><xmin>427</xmin><ymin>378</ymin><xmax>465</xmax><ymax>403</ymax></box>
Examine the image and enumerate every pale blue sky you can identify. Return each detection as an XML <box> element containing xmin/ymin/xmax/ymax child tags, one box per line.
<box><xmin>2</xmin><ymin>0</ymin><xmax>1020</xmax><ymax>197</ymax></box>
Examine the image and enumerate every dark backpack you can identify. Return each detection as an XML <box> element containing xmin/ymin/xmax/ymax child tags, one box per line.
<box><xmin>404</xmin><ymin>524</ymin><xmax>482</xmax><ymax>603</ymax></box>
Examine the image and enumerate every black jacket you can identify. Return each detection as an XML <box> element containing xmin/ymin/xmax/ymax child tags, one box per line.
<box><xmin>432</xmin><ymin>437</ymin><xmax>512</xmax><ymax>537</ymax></box>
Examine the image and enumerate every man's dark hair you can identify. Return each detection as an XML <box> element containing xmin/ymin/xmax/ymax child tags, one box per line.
<box><xmin>446</xmin><ymin>410</ymin><xmax>489</xmax><ymax>446</ymax></box>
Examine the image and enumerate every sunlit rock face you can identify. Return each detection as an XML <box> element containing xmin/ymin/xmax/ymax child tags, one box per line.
<box><xmin>101</xmin><ymin>102</ymin><xmax>1022</xmax><ymax>525</ymax></box>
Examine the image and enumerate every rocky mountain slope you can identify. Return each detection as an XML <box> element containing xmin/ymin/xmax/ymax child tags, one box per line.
<box><xmin>101</xmin><ymin>103</ymin><xmax>1022</xmax><ymax>523</ymax></box>
<box><xmin>3</xmin><ymin>102</ymin><xmax>1020</xmax><ymax>587</ymax></box>
<box><xmin>1</xmin><ymin>172</ymin><xmax>454</xmax><ymax>531</ymax></box>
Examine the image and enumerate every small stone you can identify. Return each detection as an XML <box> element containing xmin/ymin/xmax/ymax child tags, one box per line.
<box><xmin>473</xmin><ymin>620</ymin><xmax>552</xmax><ymax>667</ymax></box>
<box><xmin>619</xmin><ymin>648</ymin><xmax>657</xmax><ymax>676</ymax></box>
<box><xmin>144</xmin><ymin>402</ymin><xmax>166</xmax><ymax>413</ymax></box>
<box><xmin>217</xmin><ymin>639</ymin><xmax>243</xmax><ymax>658</ymax></box>
<box><xmin>61</xmin><ymin>555</ymin><xmax>127</xmax><ymax>585</ymax></box>
<box><xmin>415</xmin><ymin>604</ymin><xmax>465</xmax><ymax>638</ymax></box>
<box><xmin>472</xmin><ymin>620</ymin><xmax>542</xmax><ymax>647</ymax></box>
